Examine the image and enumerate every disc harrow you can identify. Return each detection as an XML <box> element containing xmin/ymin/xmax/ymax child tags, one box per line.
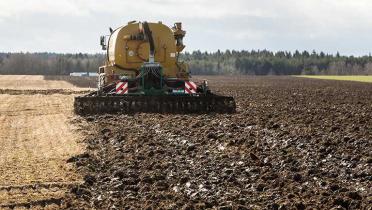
<box><xmin>74</xmin><ymin>94</ymin><xmax>236</xmax><ymax>115</ymax></box>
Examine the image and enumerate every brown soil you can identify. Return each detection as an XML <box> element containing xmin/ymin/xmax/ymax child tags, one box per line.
<box><xmin>0</xmin><ymin>89</ymin><xmax>90</xmax><ymax>95</ymax></box>
<box><xmin>0</xmin><ymin>75</ymin><xmax>94</xmax><ymax>90</ymax></box>
<box><xmin>0</xmin><ymin>94</ymin><xmax>84</xmax><ymax>209</ymax></box>
<box><xmin>66</xmin><ymin>76</ymin><xmax>371</xmax><ymax>209</ymax></box>
<box><xmin>43</xmin><ymin>75</ymin><xmax>97</xmax><ymax>88</ymax></box>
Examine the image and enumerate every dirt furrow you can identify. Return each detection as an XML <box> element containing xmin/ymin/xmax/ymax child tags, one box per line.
<box><xmin>0</xmin><ymin>197</ymin><xmax>63</xmax><ymax>209</ymax></box>
<box><xmin>0</xmin><ymin>89</ymin><xmax>91</xmax><ymax>95</ymax></box>
<box><xmin>66</xmin><ymin>76</ymin><xmax>372</xmax><ymax>209</ymax></box>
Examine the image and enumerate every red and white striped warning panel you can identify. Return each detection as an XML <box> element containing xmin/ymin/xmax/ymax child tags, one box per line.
<box><xmin>185</xmin><ymin>81</ymin><xmax>197</xmax><ymax>94</ymax></box>
<box><xmin>116</xmin><ymin>81</ymin><xmax>128</xmax><ymax>95</ymax></box>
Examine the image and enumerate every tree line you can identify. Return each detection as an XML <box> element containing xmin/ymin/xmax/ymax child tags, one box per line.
<box><xmin>183</xmin><ymin>50</ymin><xmax>372</xmax><ymax>75</ymax></box>
<box><xmin>1</xmin><ymin>50</ymin><xmax>372</xmax><ymax>75</ymax></box>
<box><xmin>0</xmin><ymin>53</ymin><xmax>104</xmax><ymax>75</ymax></box>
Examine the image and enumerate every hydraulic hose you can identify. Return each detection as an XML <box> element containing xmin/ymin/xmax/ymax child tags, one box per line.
<box><xmin>142</xmin><ymin>22</ymin><xmax>155</xmax><ymax>58</ymax></box>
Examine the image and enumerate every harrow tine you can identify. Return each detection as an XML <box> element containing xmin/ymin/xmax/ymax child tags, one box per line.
<box><xmin>74</xmin><ymin>95</ymin><xmax>236</xmax><ymax>115</ymax></box>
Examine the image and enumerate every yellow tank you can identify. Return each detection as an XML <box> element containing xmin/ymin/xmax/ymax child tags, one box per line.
<box><xmin>99</xmin><ymin>21</ymin><xmax>188</xmax><ymax>83</ymax></box>
<box><xmin>74</xmin><ymin>21</ymin><xmax>236</xmax><ymax>115</ymax></box>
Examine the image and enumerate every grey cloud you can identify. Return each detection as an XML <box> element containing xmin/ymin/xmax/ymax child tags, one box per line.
<box><xmin>0</xmin><ymin>0</ymin><xmax>371</xmax><ymax>55</ymax></box>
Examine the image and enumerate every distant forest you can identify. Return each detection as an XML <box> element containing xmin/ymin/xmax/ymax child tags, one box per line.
<box><xmin>1</xmin><ymin>50</ymin><xmax>372</xmax><ymax>75</ymax></box>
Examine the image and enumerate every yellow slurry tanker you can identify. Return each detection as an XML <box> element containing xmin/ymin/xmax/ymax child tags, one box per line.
<box><xmin>74</xmin><ymin>21</ymin><xmax>235</xmax><ymax>114</ymax></box>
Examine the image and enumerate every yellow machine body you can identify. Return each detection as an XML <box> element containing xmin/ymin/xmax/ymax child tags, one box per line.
<box><xmin>100</xmin><ymin>21</ymin><xmax>188</xmax><ymax>82</ymax></box>
<box><xmin>74</xmin><ymin>21</ymin><xmax>236</xmax><ymax>115</ymax></box>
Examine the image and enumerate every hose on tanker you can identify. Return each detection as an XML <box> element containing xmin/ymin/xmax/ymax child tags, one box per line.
<box><xmin>142</xmin><ymin>22</ymin><xmax>155</xmax><ymax>56</ymax></box>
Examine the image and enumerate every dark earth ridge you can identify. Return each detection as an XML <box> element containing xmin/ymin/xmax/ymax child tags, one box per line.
<box><xmin>65</xmin><ymin>76</ymin><xmax>372</xmax><ymax>209</ymax></box>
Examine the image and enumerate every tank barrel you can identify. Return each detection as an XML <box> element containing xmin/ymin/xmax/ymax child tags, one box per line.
<box><xmin>74</xmin><ymin>21</ymin><xmax>236</xmax><ymax>115</ymax></box>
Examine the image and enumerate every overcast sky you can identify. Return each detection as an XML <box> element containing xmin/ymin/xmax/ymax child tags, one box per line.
<box><xmin>0</xmin><ymin>0</ymin><xmax>371</xmax><ymax>55</ymax></box>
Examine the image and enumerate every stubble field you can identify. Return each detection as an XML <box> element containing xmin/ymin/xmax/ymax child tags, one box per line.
<box><xmin>0</xmin><ymin>76</ymin><xmax>93</xmax><ymax>209</ymax></box>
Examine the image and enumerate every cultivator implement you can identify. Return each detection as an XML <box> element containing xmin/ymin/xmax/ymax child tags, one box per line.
<box><xmin>74</xmin><ymin>94</ymin><xmax>236</xmax><ymax>115</ymax></box>
<box><xmin>74</xmin><ymin>21</ymin><xmax>236</xmax><ymax>115</ymax></box>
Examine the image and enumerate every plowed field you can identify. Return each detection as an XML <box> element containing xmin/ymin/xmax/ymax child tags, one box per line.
<box><xmin>65</xmin><ymin>76</ymin><xmax>372</xmax><ymax>209</ymax></box>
